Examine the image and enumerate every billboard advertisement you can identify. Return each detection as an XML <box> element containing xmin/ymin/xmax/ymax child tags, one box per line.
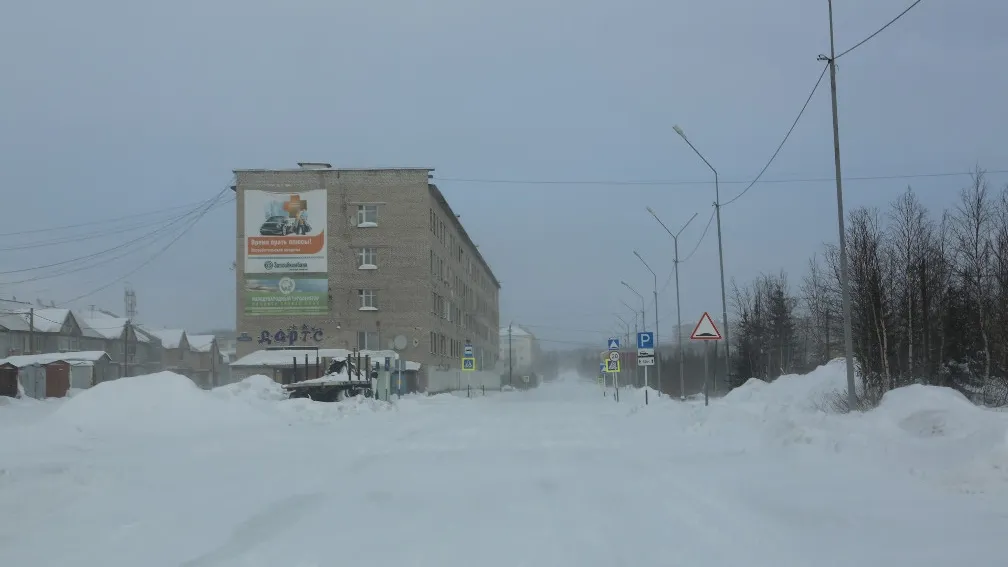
<box><xmin>244</xmin><ymin>275</ymin><xmax>328</xmax><ymax>316</ymax></box>
<box><xmin>244</xmin><ymin>189</ymin><xmax>327</xmax><ymax>274</ymax></box>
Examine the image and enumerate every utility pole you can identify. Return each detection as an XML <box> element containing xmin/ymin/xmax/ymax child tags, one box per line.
<box><xmin>633</xmin><ymin>251</ymin><xmax>661</xmax><ymax>395</ymax></box>
<box><xmin>28</xmin><ymin>307</ymin><xmax>35</xmax><ymax>354</ymax></box>
<box><xmin>673</xmin><ymin>126</ymin><xmax>731</xmax><ymax>393</ymax></box>
<box><xmin>821</xmin><ymin>0</ymin><xmax>858</xmax><ymax>410</ymax></box>
<box><xmin>124</xmin><ymin>319</ymin><xmax>130</xmax><ymax>378</ymax></box>
<box><xmin>646</xmin><ymin>209</ymin><xmax>698</xmax><ymax>401</ymax></box>
<box><xmin>508</xmin><ymin>322</ymin><xmax>513</xmax><ymax>387</ymax></box>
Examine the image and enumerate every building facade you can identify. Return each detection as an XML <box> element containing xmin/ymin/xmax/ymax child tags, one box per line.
<box><xmin>498</xmin><ymin>325</ymin><xmax>540</xmax><ymax>375</ymax></box>
<box><xmin>233</xmin><ymin>165</ymin><xmax>501</xmax><ymax>382</ymax></box>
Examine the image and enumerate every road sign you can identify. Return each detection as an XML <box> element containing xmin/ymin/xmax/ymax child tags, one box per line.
<box><xmin>463</xmin><ymin>343</ymin><xmax>474</xmax><ymax>357</ymax></box>
<box><xmin>600</xmin><ymin>362</ymin><xmax>606</xmax><ymax>374</ymax></box>
<box><xmin>690</xmin><ymin>312</ymin><xmax>722</xmax><ymax>340</ymax></box>
<box><xmin>605</xmin><ymin>359</ymin><xmax>621</xmax><ymax>373</ymax></box>
<box><xmin>462</xmin><ymin>357</ymin><xmax>476</xmax><ymax>371</ymax></box>
<box><xmin>637</xmin><ymin>354</ymin><xmax>655</xmax><ymax>366</ymax></box>
<box><xmin>608</xmin><ymin>351</ymin><xmax>620</xmax><ymax>362</ymax></box>
<box><xmin>607</xmin><ymin>337</ymin><xmax>620</xmax><ymax>350</ymax></box>
<box><xmin>636</xmin><ymin>332</ymin><xmax>654</xmax><ymax>349</ymax></box>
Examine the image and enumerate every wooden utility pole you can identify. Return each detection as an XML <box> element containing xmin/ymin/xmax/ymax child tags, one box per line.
<box><xmin>28</xmin><ymin>308</ymin><xmax>35</xmax><ymax>354</ymax></box>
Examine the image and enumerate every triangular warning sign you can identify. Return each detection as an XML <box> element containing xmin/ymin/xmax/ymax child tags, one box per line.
<box><xmin>690</xmin><ymin>312</ymin><xmax>722</xmax><ymax>340</ymax></box>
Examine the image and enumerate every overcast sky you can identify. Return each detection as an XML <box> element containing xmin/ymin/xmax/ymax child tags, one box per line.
<box><xmin>1</xmin><ymin>0</ymin><xmax>1005</xmax><ymax>347</ymax></box>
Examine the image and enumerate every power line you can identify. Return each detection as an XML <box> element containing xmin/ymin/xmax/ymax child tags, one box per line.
<box><xmin>59</xmin><ymin>188</ymin><xmax>231</xmax><ymax>304</ymax></box>
<box><xmin>0</xmin><ymin>203</ymin><xmax>231</xmax><ymax>252</ymax></box>
<box><xmin>679</xmin><ymin>209</ymin><xmax>717</xmax><ymax>263</ymax></box>
<box><xmin>430</xmin><ymin>168</ymin><xmax>1007</xmax><ymax>188</ymax></box>
<box><xmin>0</xmin><ymin>197</ymin><xmax>230</xmax><ymax>237</ymax></box>
<box><xmin>721</xmin><ymin>64</ymin><xmax>830</xmax><ymax>207</ymax></box>
<box><xmin>0</xmin><ymin>196</ymin><xmax>232</xmax><ymax>281</ymax></box>
<box><xmin>835</xmin><ymin>0</ymin><xmax>924</xmax><ymax>60</ymax></box>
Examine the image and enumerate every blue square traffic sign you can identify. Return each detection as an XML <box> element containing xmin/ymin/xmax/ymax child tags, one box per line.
<box><xmin>637</xmin><ymin>332</ymin><xmax>654</xmax><ymax>349</ymax></box>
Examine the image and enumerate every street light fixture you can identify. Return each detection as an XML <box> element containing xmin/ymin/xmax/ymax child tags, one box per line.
<box><xmin>621</xmin><ymin>281</ymin><xmax>647</xmax><ymax>330</ymax></box>
<box><xmin>632</xmin><ymin>250</ymin><xmax>661</xmax><ymax>395</ymax></box>
<box><xmin>646</xmin><ymin>207</ymin><xmax>698</xmax><ymax>401</ymax></box>
<box><xmin>672</xmin><ymin>124</ymin><xmax>732</xmax><ymax>393</ymax></box>
<box><xmin>619</xmin><ymin>299</ymin><xmax>641</xmax><ymax>387</ymax></box>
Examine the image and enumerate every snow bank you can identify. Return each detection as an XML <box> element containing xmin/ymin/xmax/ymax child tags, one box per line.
<box><xmin>211</xmin><ymin>374</ymin><xmax>395</xmax><ymax>425</ymax></box>
<box><xmin>723</xmin><ymin>359</ymin><xmax>851</xmax><ymax>412</ymax></box>
<box><xmin>49</xmin><ymin>372</ymin><xmax>272</xmax><ymax>436</ymax></box>
<box><xmin>211</xmin><ymin>374</ymin><xmax>288</xmax><ymax>403</ymax></box>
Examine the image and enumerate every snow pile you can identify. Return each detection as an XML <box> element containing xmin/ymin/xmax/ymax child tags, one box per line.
<box><xmin>49</xmin><ymin>372</ymin><xmax>272</xmax><ymax>436</ymax></box>
<box><xmin>872</xmin><ymin>385</ymin><xmax>1008</xmax><ymax>493</ymax></box>
<box><xmin>723</xmin><ymin>359</ymin><xmax>852</xmax><ymax>412</ymax></box>
<box><xmin>211</xmin><ymin>374</ymin><xmax>288</xmax><ymax>403</ymax></box>
<box><xmin>210</xmin><ymin>374</ymin><xmax>395</xmax><ymax>424</ymax></box>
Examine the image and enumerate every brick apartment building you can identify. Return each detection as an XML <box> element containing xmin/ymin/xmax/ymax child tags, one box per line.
<box><xmin>233</xmin><ymin>164</ymin><xmax>501</xmax><ymax>380</ymax></box>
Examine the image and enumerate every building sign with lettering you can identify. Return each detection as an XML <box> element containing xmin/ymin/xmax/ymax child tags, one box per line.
<box><xmin>257</xmin><ymin>324</ymin><xmax>325</xmax><ymax>346</ymax></box>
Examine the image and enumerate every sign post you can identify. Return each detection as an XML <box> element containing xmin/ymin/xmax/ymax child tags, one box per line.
<box><xmin>606</xmin><ymin>338</ymin><xmax>621</xmax><ymax>401</ymax></box>
<box><xmin>690</xmin><ymin>312</ymin><xmax>722</xmax><ymax>405</ymax></box>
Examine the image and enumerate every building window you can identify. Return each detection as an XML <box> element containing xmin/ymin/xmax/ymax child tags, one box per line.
<box><xmin>357</xmin><ymin>331</ymin><xmax>378</xmax><ymax>350</ymax></box>
<box><xmin>358</xmin><ymin>289</ymin><xmax>376</xmax><ymax>310</ymax></box>
<box><xmin>357</xmin><ymin>247</ymin><xmax>377</xmax><ymax>268</ymax></box>
<box><xmin>357</xmin><ymin>205</ymin><xmax>378</xmax><ymax>227</ymax></box>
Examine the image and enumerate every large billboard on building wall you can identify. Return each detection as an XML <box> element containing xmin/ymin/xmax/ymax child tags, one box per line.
<box><xmin>243</xmin><ymin>189</ymin><xmax>328</xmax><ymax>315</ymax></box>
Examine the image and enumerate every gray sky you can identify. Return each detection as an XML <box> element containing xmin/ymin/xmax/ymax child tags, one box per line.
<box><xmin>1</xmin><ymin>0</ymin><xmax>1005</xmax><ymax>347</ymax></box>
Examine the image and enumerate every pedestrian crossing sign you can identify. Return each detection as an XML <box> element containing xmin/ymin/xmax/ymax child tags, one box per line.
<box><xmin>605</xmin><ymin>359</ymin><xmax>620</xmax><ymax>373</ymax></box>
<box><xmin>462</xmin><ymin>357</ymin><xmax>476</xmax><ymax>371</ymax></box>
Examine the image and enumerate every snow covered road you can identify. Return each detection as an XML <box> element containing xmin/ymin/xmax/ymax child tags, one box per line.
<box><xmin>2</xmin><ymin>366</ymin><xmax>1007</xmax><ymax>566</ymax></box>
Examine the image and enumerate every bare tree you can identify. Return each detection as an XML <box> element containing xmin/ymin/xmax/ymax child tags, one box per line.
<box><xmin>887</xmin><ymin>187</ymin><xmax>930</xmax><ymax>382</ymax></box>
<box><xmin>949</xmin><ymin>169</ymin><xmax>995</xmax><ymax>396</ymax></box>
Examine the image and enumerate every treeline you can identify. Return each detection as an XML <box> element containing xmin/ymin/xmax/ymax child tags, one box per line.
<box><xmin>731</xmin><ymin>168</ymin><xmax>1008</xmax><ymax>407</ymax></box>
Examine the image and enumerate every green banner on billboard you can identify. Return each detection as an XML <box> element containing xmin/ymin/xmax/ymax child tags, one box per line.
<box><xmin>244</xmin><ymin>275</ymin><xmax>328</xmax><ymax>316</ymax></box>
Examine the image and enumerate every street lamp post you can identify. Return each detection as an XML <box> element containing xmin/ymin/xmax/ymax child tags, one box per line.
<box><xmin>620</xmin><ymin>299</ymin><xmax>641</xmax><ymax>387</ymax></box>
<box><xmin>621</xmin><ymin>281</ymin><xmax>647</xmax><ymax>332</ymax></box>
<box><xmin>615</xmin><ymin>315</ymin><xmax>631</xmax><ymax>393</ymax></box>
<box><xmin>632</xmin><ymin>250</ymin><xmax>660</xmax><ymax>395</ymax></box>
<box><xmin>646</xmin><ymin>208</ymin><xmax>698</xmax><ymax>401</ymax></box>
<box><xmin>672</xmin><ymin>124</ymin><xmax>731</xmax><ymax>393</ymax></box>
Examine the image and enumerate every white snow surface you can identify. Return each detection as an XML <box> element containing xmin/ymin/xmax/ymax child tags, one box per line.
<box><xmin>2</xmin><ymin>363</ymin><xmax>1007</xmax><ymax>566</ymax></box>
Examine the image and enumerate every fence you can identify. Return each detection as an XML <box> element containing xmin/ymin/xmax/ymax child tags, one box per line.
<box><xmin>426</xmin><ymin>369</ymin><xmax>501</xmax><ymax>394</ymax></box>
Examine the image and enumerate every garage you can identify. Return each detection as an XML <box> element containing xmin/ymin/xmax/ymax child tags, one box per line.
<box><xmin>0</xmin><ymin>363</ymin><xmax>18</xmax><ymax>398</ymax></box>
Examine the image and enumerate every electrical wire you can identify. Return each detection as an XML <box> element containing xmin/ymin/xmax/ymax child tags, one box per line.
<box><xmin>0</xmin><ymin>197</ymin><xmax>231</xmax><ymax>237</ymax></box>
<box><xmin>58</xmin><ymin>188</ymin><xmax>231</xmax><ymax>306</ymax></box>
<box><xmin>0</xmin><ymin>196</ymin><xmax>232</xmax><ymax>280</ymax></box>
<box><xmin>679</xmin><ymin>209</ymin><xmax>717</xmax><ymax>263</ymax></box>
<box><xmin>430</xmin><ymin>168</ymin><xmax>1007</xmax><ymax>188</ymax></box>
<box><xmin>721</xmin><ymin>64</ymin><xmax>830</xmax><ymax>207</ymax></box>
<box><xmin>0</xmin><ymin>207</ymin><xmax>227</xmax><ymax>252</ymax></box>
<box><xmin>835</xmin><ymin>0</ymin><xmax>924</xmax><ymax>60</ymax></box>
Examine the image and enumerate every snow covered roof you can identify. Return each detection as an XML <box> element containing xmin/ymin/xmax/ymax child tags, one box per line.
<box><xmin>6</xmin><ymin>308</ymin><xmax>71</xmax><ymax>333</ymax></box>
<box><xmin>0</xmin><ymin>312</ymin><xmax>31</xmax><ymax>332</ymax></box>
<box><xmin>79</xmin><ymin>316</ymin><xmax>127</xmax><ymax>340</ymax></box>
<box><xmin>187</xmin><ymin>334</ymin><xmax>216</xmax><ymax>353</ymax></box>
<box><xmin>0</xmin><ymin>351</ymin><xmax>111</xmax><ymax>368</ymax></box>
<box><xmin>143</xmin><ymin>328</ymin><xmax>187</xmax><ymax>349</ymax></box>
